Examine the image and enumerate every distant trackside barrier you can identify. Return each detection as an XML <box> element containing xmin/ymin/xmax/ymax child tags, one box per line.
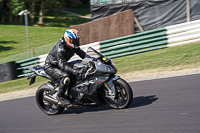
<box><xmin>15</xmin><ymin>57</ymin><xmax>40</xmax><ymax>78</ymax></box>
<box><xmin>0</xmin><ymin>61</ymin><xmax>18</xmax><ymax>83</ymax></box>
<box><xmin>100</xmin><ymin>28</ymin><xmax>167</xmax><ymax>58</ymax></box>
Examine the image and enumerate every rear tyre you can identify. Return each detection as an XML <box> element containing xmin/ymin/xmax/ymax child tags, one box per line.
<box><xmin>103</xmin><ymin>78</ymin><xmax>133</xmax><ymax>109</ymax></box>
<box><xmin>36</xmin><ymin>86</ymin><xmax>64</xmax><ymax>115</ymax></box>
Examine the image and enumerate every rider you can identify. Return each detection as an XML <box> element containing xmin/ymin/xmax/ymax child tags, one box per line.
<box><xmin>44</xmin><ymin>29</ymin><xmax>87</xmax><ymax>106</ymax></box>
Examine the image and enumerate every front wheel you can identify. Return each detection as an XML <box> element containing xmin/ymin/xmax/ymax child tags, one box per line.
<box><xmin>36</xmin><ymin>86</ymin><xmax>64</xmax><ymax>115</ymax></box>
<box><xmin>103</xmin><ymin>78</ymin><xmax>133</xmax><ymax>109</ymax></box>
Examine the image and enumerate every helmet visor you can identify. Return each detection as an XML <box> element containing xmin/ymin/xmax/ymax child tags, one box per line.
<box><xmin>71</xmin><ymin>38</ymin><xmax>80</xmax><ymax>48</ymax></box>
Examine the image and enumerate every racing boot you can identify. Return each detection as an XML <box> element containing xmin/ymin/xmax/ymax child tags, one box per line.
<box><xmin>56</xmin><ymin>95</ymin><xmax>70</xmax><ymax>106</ymax></box>
<box><xmin>56</xmin><ymin>81</ymin><xmax>70</xmax><ymax>106</ymax></box>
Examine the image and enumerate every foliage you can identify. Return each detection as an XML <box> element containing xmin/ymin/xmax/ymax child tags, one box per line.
<box><xmin>65</xmin><ymin>2</ymin><xmax>91</xmax><ymax>16</ymax></box>
<box><xmin>0</xmin><ymin>0</ymin><xmax>90</xmax><ymax>24</ymax></box>
<box><xmin>11</xmin><ymin>0</ymin><xmax>25</xmax><ymax>16</ymax></box>
<box><xmin>0</xmin><ymin>11</ymin><xmax>90</xmax><ymax>62</ymax></box>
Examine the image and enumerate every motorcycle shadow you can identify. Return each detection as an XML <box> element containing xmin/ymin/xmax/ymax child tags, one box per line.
<box><xmin>62</xmin><ymin>95</ymin><xmax>158</xmax><ymax>114</ymax></box>
<box><xmin>129</xmin><ymin>95</ymin><xmax>158</xmax><ymax>108</ymax></box>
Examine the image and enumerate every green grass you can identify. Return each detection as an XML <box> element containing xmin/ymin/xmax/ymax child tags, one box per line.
<box><xmin>113</xmin><ymin>41</ymin><xmax>200</xmax><ymax>74</ymax></box>
<box><xmin>0</xmin><ymin>41</ymin><xmax>57</xmax><ymax>64</ymax></box>
<box><xmin>0</xmin><ymin>11</ymin><xmax>90</xmax><ymax>63</ymax></box>
<box><xmin>0</xmin><ymin>25</ymin><xmax>66</xmax><ymax>60</ymax></box>
<box><xmin>0</xmin><ymin>77</ymin><xmax>48</xmax><ymax>94</ymax></box>
<box><xmin>0</xmin><ymin>7</ymin><xmax>92</xmax><ymax>94</ymax></box>
<box><xmin>1</xmin><ymin>42</ymin><xmax>200</xmax><ymax>94</ymax></box>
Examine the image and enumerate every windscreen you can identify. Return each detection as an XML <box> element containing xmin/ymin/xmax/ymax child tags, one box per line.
<box><xmin>86</xmin><ymin>47</ymin><xmax>103</xmax><ymax>59</ymax></box>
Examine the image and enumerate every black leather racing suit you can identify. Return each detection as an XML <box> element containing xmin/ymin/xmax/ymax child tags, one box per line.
<box><xmin>44</xmin><ymin>37</ymin><xmax>86</xmax><ymax>99</ymax></box>
<box><xmin>44</xmin><ymin>37</ymin><xmax>86</xmax><ymax>78</ymax></box>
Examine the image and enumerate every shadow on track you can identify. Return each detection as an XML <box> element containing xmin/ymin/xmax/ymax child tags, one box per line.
<box><xmin>61</xmin><ymin>95</ymin><xmax>158</xmax><ymax>114</ymax></box>
<box><xmin>129</xmin><ymin>95</ymin><xmax>158</xmax><ymax>108</ymax></box>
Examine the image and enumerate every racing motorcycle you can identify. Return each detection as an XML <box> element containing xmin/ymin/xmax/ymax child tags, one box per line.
<box><xmin>27</xmin><ymin>47</ymin><xmax>133</xmax><ymax>115</ymax></box>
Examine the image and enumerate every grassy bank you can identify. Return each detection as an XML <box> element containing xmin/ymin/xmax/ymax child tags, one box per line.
<box><xmin>0</xmin><ymin>11</ymin><xmax>90</xmax><ymax>62</ymax></box>
<box><xmin>0</xmin><ymin>42</ymin><xmax>200</xmax><ymax>94</ymax></box>
<box><xmin>0</xmin><ymin>25</ymin><xmax>66</xmax><ymax>60</ymax></box>
<box><xmin>114</xmin><ymin>41</ymin><xmax>200</xmax><ymax>74</ymax></box>
<box><xmin>0</xmin><ymin>41</ymin><xmax>57</xmax><ymax>64</ymax></box>
<box><xmin>0</xmin><ymin>77</ymin><xmax>48</xmax><ymax>94</ymax></box>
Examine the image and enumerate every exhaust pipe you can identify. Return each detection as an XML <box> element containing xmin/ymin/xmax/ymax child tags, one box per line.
<box><xmin>43</xmin><ymin>95</ymin><xmax>62</xmax><ymax>106</ymax></box>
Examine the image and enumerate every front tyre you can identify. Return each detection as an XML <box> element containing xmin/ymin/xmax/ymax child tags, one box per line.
<box><xmin>36</xmin><ymin>86</ymin><xmax>64</xmax><ymax>115</ymax></box>
<box><xmin>103</xmin><ymin>78</ymin><xmax>133</xmax><ymax>109</ymax></box>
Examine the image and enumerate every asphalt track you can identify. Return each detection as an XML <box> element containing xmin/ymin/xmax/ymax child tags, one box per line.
<box><xmin>0</xmin><ymin>73</ymin><xmax>200</xmax><ymax>133</ymax></box>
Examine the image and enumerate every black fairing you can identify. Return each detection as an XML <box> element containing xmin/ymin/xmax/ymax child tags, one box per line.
<box><xmin>72</xmin><ymin>75</ymin><xmax>109</xmax><ymax>96</ymax></box>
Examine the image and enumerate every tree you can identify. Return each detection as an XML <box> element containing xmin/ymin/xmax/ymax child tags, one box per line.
<box><xmin>11</xmin><ymin>0</ymin><xmax>25</xmax><ymax>23</ymax></box>
<box><xmin>11</xmin><ymin>0</ymin><xmax>24</xmax><ymax>15</ymax></box>
<box><xmin>30</xmin><ymin>0</ymin><xmax>35</xmax><ymax>24</ymax></box>
<box><xmin>38</xmin><ymin>0</ymin><xmax>45</xmax><ymax>24</ymax></box>
<box><xmin>0</xmin><ymin>0</ymin><xmax>6</xmax><ymax>23</ymax></box>
<box><xmin>38</xmin><ymin>0</ymin><xmax>63</xmax><ymax>24</ymax></box>
<box><xmin>8</xmin><ymin>0</ymin><xmax>13</xmax><ymax>23</ymax></box>
<box><xmin>0</xmin><ymin>0</ymin><xmax>88</xmax><ymax>24</ymax></box>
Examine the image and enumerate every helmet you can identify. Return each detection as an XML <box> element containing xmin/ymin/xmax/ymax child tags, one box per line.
<box><xmin>64</xmin><ymin>29</ymin><xmax>81</xmax><ymax>48</ymax></box>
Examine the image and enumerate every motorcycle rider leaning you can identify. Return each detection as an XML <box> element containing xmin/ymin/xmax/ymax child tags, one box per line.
<box><xmin>44</xmin><ymin>29</ymin><xmax>87</xmax><ymax>106</ymax></box>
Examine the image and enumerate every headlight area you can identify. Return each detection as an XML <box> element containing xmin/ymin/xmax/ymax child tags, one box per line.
<box><xmin>105</xmin><ymin>66</ymin><xmax>112</xmax><ymax>71</ymax></box>
<box><xmin>101</xmin><ymin>56</ymin><xmax>117</xmax><ymax>71</ymax></box>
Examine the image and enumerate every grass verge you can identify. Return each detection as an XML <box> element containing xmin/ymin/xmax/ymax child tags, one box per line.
<box><xmin>0</xmin><ymin>77</ymin><xmax>48</xmax><ymax>94</ymax></box>
<box><xmin>0</xmin><ymin>11</ymin><xmax>90</xmax><ymax>62</ymax></box>
<box><xmin>0</xmin><ymin>41</ymin><xmax>200</xmax><ymax>94</ymax></box>
<box><xmin>0</xmin><ymin>25</ymin><xmax>66</xmax><ymax>60</ymax></box>
<box><xmin>113</xmin><ymin>41</ymin><xmax>200</xmax><ymax>74</ymax></box>
<box><xmin>0</xmin><ymin>41</ymin><xmax>57</xmax><ymax>64</ymax></box>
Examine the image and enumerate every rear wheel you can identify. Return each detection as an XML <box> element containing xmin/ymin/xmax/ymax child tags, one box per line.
<box><xmin>103</xmin><ymin>78</ymin><xmax>133</xmax><ymax>109</ymax></box>
<box><xmin>36</xmin><ymin>87</ymin><xmax>64</xmax><ymax>115</ymax></box>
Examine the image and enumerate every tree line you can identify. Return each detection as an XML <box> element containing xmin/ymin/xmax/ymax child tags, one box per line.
<box><xmin>0</xmin><ymin>0</ymin><xmax>89</xmax><ymax>25</ymax></box>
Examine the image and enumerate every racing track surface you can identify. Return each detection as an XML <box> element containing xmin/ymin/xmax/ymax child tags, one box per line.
<box><xmin>1</xmin><ymin>73</ymin><xmax>200</xmax><ymax>133</ymax></box>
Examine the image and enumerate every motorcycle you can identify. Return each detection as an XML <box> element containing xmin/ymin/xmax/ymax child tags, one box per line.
<box><xmin>27</xmin><ymin>47</ymin><xmax>133</xmax><ymax>115</ymax></box>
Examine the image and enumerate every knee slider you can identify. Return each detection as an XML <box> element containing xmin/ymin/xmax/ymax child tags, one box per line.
<box><xmin>63</xmin><ymin>77</ymin><xmax>70</xmax><ymax>85</ymax></box>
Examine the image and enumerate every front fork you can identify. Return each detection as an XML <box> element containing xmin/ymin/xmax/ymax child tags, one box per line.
<box><xmin>104</xmin><ymin>83</ymin><xmax>114</xmax><ymax>98</ymax></box>
<box><xmin>104</xmin><ymin>75</ymin><xmax>120</xmax><ymax>98</ymax></box>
